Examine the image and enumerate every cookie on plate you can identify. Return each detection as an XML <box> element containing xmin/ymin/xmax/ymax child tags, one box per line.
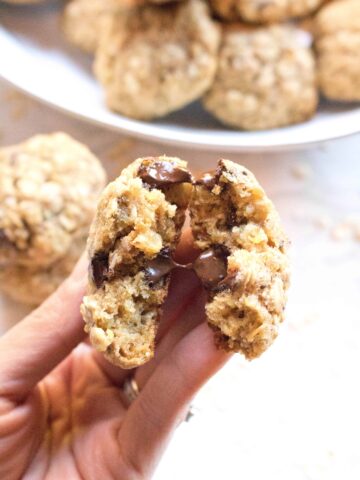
<box><xmin>203</xmin><ymin>24</ymin><xmax>318</xmax><ymax>130</ymax></box>
<box><xmin>0</xmin><ymin>133</ymin><xmax>106</xmax><ymax>269</ymax></box>
<box><xmin>190</xmin><ymin>159</ymin><xmax>290</xmax><ymax>359</ymax></box>
<box><xmin>94</xmin><ymin>0</ymin><xmax>220</xmax><ymax>119</ymax></box>
<box><xmin>210</xmin><ymin>0</ymin><xmax>325</xmax><ymax>24</ymax></box>
<box><xmin>0</xmin><ymin>236</ymin><xmax>86</xmax><ymax>306</ymax></box>
<box><xmin>62</xmin><ymin>0</ymin><xmax>125</xmax><ymax>54</ymax></box>
<box><xmin>81</xmin><ymin>156</ymin><xmax>193</xmax><ymax>368</ymax></box>
<box><xmin>314</xmin><ymin>0</ymin><xmax>360</xmax><ymax>101</ymax></box>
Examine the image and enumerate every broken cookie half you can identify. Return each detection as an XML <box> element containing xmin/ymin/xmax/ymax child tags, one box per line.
<box><xmin>81</xmin><ymin>156</ymin><xmax>193</xmax><ymax>368</ymax></box>
<box><xmin>81</xmin><ymin>157</ymin><xmax>290</xmax><ymax>368</ymax></box>
<box><xmin>190</xmin><ymin>159</ymin><xmax>290</xmax><ymax>359</ymax></box>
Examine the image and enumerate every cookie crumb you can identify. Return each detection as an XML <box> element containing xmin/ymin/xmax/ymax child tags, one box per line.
<box><xmin>353</xmin><ymin>225</ymin><xmax>360</xmax><ymax>242</ymax></box>
<box><xmin>313</xmin><ymin>214</ymin><xmax>331</xmax><ymax>230</ymax></box>
<box><xmin>291</xmin><ymin>162</ymin><xmax>313</xmax><ymax>180</ymax></box>
<box><xmin>331</xmin><ymin>223</ymin><xmax>352</xmax><ymax>241</ymax></box>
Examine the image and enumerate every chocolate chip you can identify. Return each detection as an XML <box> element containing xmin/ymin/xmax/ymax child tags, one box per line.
<box><xmin>91</xmin><ymin>252</ymin><xmax>109</xmax><ymax>288</ymax></box>
<box><xmin>138</xmin><ymin>159</ymin><xmax>192</xmax><ymax>188</ymax></box>
<box><xmin>227</xmin><ymin>205</ymin><xmax>238</xmax><ymax>228</ymax></box>
<box><xmin>195</xmin><ymin>171</ymin><xmax>217</xmax><ymax>189</ymax></box>
<box><xmin>214</xmin><ymin>273</ymin><xmax>237</xmax><ymax>293</ymax></box>
<box><xmin>144</xmin><ymin>248</ymin><xmax>179</xmax><ymax>286</ymax></box>
<box><xmin>226</xmin><ymin>205</ymin><xmax>247</xmax><ymax>229</ymax></box>
<box><xmin>192</xmin><ymin>245</ymin><xmax>229</xmax><ymax>290</ymax></box>
<box><xmin>195</xmin><ymin>161</ymin><xmax>227</xmax><ymax>190</ymax></box>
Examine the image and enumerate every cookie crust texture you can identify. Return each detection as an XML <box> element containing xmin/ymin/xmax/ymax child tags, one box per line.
<box><xmin>203</xmin><ymin>24</ymin><xmax>318</xmax><ymax>130</ymax></box>
<box><xmin>63</xmin><ymin>0</ymin><xmax>126</xmax><ymax>53</ymax></box>
<box><xmin>0</xmin><ymin>237</ymin><xmax>86</xmax><ymax>306</ymax></box>
<box><xmin>210</xmin><ymin>0</ymin><xmax>325</xmax><ymax>23</ymax></box>
<box><xmin>82</xmin><ymin>157</ymin><xmax>290</xmax><ymax>367</ymax></box>
<box><xmin>314</xmin><ymin>0</ymin><xmax>360</xmax><ymax>101</ymax></box>
<box><xmin>0</xmin><ymin>133</ymin><xmax>106</xmax><ymax>305</ymax></box>
<box><xmin>94</xmin><ymin>0</ymin><xmax>220</xmax><ymax>119</ymax></box>
<box><xmin>0</xmin><ymin>133</ymin><xmax>106</xmax><ymax>268</ymax></box>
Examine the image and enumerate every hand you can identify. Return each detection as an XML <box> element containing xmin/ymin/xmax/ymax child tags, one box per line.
<box><xmin>0</xmin><ymin>231</ymin><xmax>230</xmax><ymax>479</ymax></box>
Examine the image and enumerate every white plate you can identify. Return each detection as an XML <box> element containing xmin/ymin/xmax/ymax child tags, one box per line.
<box><xmin>1</xmin><ymin>0</ymin><xmax>360</xmax><ymax>151</ymax></box>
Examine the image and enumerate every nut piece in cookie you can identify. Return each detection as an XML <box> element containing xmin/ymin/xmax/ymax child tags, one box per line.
<box><xmin>210</xmin><ymin>0</ymin><xmax>325</xmax><ymax>24</ymax></box>
<box><xmin>94</xmin><ymin>0</ymin><xmax>220</xmax><ymax>119</ymax></box>
<box><xmin>314</xmin><ymin>0</ymin><xmax>360</xmax><ymax>102</ymax></box>
<box><xmin>190</xmin><ymin>159</ymin><xmax>290</xmax><ymax>359</ymax></box>
<box><xmin>81</xmin><ymin>156</ymin><xmax>193</xmax><ymax>369</ymax></box>
<box><xmin>0</xmin><ymin>133</ymin><xmax>106</xmax><ymax>269</ymax></box>
<box><xmin>203</xmin><ymin>24</ymin><xmax>318</xmax><ymax>131</ymax></box>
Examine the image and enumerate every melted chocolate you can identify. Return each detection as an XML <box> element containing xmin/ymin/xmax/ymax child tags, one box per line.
<box><xmin>144</xmin><ymin>245</ymin><xmax>233</xmax><ymax>292</ymax></box>
<box><xmin>195</xmin><ymin>171</ymin><xmax>217</xmax><ymax>189</ymax></box>
<box><xmin>138</xmin><ymin>160</ymin><xmax>192</xmax><ymax>188</ymax></box>
<box><xmin>144</xmin><ymin>248</ymin><xmax>179</xmax><ymax>286</ymax></box>
<box><xmin>192</xmin><ymin>246</ymin><xmax>229</xmax><ymax>290</ymax></box>
<box><xmin>91</xmin><ymin>252</ymin><xmax>109</xmax><ymax>288</ymax></box>
<box><xmin>195</xmin><ymin>161</ymin><xmax>226</xmax><ymax>189</ymax></box>
<box><xmin>213</xmin><ymin>273</ymin><xmax>237</xmax><ymax>293</ymax></box>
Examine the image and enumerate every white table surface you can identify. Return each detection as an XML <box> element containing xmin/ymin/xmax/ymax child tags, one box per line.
<box><xmin>1</xmin><ymin>79</ymin><xmax>360</xmax><ymax>480</ymax></box>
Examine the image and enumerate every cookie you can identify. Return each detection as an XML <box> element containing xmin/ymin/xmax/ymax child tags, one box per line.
<box><xmin>81</xmin><ymin>156</ymin><xmax>193</xmax><ymax>368</ymax></box>
<box><xmin>62</xmin><ymin>0</ymin><xmax>125</xmax><ymax>54</ymax></box>
<box><xmin>210</xmin><ymin>0</ymin><xmax>325</xmax><ymax>24</ymax></box>
<box><xmin>94</xmin><ymin>0</ymin><xmax>220</xmax><ymax>120</ymax></box>
<box><xmin>0</xmin><ymin>133</ymin><xmax>106</xmax><ymax>269</ymax></box>
<box><xmin>0</xmin><ymin>236</ymin><xmax>85</xmax><ymax>306</ymax></box>
<box><xmin>189</xmin><ymin>159</ymin><xmax>290</xmax><ymax>359</ymax></box>
<box><xmin>203</xmin><ymin>24</ymin><xmax>318</xmax><ymax>130</ymax></box>
<box><xmin>314</xmin><ymin>0</ymin><xmax>360</xmax><ymax>101</ymax></box>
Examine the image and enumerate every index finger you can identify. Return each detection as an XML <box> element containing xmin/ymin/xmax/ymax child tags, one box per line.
<box><xmin>173</xmin><ymin>227</ymin><xmax>200</xmax><ymax>264</ymax></box>
<box><xmin>0</xmin><ymin>255</ymin><xmax>87</xmax><ymax>402</ymax></box>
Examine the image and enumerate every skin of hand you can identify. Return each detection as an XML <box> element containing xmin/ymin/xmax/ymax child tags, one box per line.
<box><xmin>0</xmin><ymin>230</ymin><xmax>231</xmax><ymax>479</ymax></box>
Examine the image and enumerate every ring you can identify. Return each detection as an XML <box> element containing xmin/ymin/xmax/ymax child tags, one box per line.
<box><xmin>122</xmin><ymin>377</ymin><xmax>140</xmax><ymax>406</ymax></box>
<box><xmin>122</xmin><ymin>376</ymin><xmax>197</xmax><ymax>423</ymax></box>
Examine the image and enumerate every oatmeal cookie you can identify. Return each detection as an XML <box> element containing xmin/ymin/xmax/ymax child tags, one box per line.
<box><xmin>203</xmin><ymin>24</ymin><xmax>318</xmax><ymax>130</ymax></box>
<box><xmin>210</xmin><ymin>0</ymin><xmax>325</xmax><ymax>23</ymax></box>
<box><xmin>0</xmin><ymin>133</ymin><xmax>106</xmax><ymax>268</ymax></box>
<box><xmin>0</xmin><ymin>236</ymin><xmax>85</xmax><ymax>306</ymax></box>
<box><xmin>94</xmin><ymin>0</ymin><xmax>220</xmax><ymax>119</ymax></box>
<box><xmin>314</xmin><ymin>0</ymin><xmax>360</xmax><ymax>101</ymax></box>
<box><xmin>81</xmin><ymin>156</ymin><xmax>193</xmax><ymax>368</ymax></box>
<box><xmin>190</xmin><ymin>159</ymin><xmax>290</xmax><ymax>359</ymax></box>
<box><xmin>62</xmin><ymin>0</ymin><xmax>125</xmax><ymax>54</ymax></box>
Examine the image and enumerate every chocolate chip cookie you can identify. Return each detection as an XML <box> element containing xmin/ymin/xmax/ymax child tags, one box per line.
<box><xmin>94</xmin><ymin>0</ymin><xmax>220</xmax><ymax>119</ymax></box>
<box><xmin>81</xmin><ymin>156</ymin><xmax>193</xmax><ymax>368</ymax></box>
<box><xmin>190</xmin><ymin>160</ymin><xmax>290</xmax><ymax>359</ymax></box>
<box><xmin>0</xmin><ymin>133</ymin><xmax>106</xmax><ymax>269</ymax></box>
<box><xmin>210</xmin><ymin>0</ymin><xmax>325</xmax><ymax>24</ymax></box>
<box><xmin>82</xmin><ymin>156</ymin><xmax>290</xmax><ymax>367</ymax></box>
<box><xmin>314</xmin><ymin>0</ymin><xmax>360</xmax><ymax>101</ymax></box>
<box><xmin>203</xmin><ymin>24</ymin><xmax>318</xmax><ymax>130</ymax></box>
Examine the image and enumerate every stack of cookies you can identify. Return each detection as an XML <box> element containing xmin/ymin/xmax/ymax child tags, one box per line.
<box><xmin>0</xmin><ymin>133</ymin><xmax>106</xmax><ymax>306</ymax></box>
<box><xmin>62</xmin><ymin>0</ymin><xmax>360</xmax><ymax>130</ymax></box>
